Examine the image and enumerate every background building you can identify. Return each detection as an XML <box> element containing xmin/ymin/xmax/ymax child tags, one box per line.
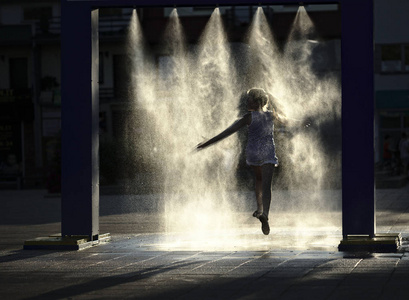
<box><xmin>0</xmin><ymin>0</ymin><xmax>406</xmax><ymax>190</ymax></box>
<box><xmin>0</xmin><ymin>0</ymin><xmax>61</xmax><ymax>189</ymax></box>
<box><xmin>374</xmin><ymin>0</ymin><xmax>409</xmax><ymax>169</ymax></box>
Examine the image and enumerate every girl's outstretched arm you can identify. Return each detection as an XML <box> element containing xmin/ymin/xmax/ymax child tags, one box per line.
<box><xmin>197</xmin><ymin>113</ymin><xmax>251</xmax><ymax>150</ymax></box>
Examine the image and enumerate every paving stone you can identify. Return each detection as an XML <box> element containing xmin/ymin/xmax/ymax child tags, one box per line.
<box><xmin>1</xmin><ymin>187</ymin><xmax>409</xmax><ymax>299</ymax></box>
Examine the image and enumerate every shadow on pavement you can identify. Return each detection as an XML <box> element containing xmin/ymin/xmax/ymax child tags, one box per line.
<box><xmin>24</xmin><ymin>261</ymin><xmax>201</xmax><ymax>300</ymax></box>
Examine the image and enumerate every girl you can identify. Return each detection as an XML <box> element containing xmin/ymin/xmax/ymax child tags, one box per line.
<box><xmin>197</xmin><ymin>88</ymin><xmax>287</xmax><ymax>235</ymax></box>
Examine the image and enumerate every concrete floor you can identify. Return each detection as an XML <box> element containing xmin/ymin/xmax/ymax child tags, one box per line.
<box><xmin>0</xmin><ymin>186</ymin><xmax>408</xmax><ymax>299</ymax></box>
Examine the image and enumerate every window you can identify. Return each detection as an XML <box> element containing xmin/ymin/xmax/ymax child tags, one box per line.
<box><xmin>381</xmin><ymin>44</ymin><xmax>401</xmax><ymax>73</ymax></box>
<box><xmin>380</xmin><ymin>44</ymin><xmax>409</xmax><ymax>73</ymax></box>
<box><xmin>9</xmin><ymin>58</ymin><xmax>28</xmax><ymax>90</ymax></box>
<box><xmin>23</xmin><ymin>7</ymin><xmax>52</xmax><ymax>21</ymax></box>
<box><xmin>99</xmin><ymin>8</ymin><xmax>123</xmax><ymax>17</ymax></box>
<box><xmin>24</xmin><ymin>7</ymin><xmax>53</xmax><ymax>34</ymax></box>
<box><xmin>381</xmin><ymin>115</ymin><xmax>401</xmax><ymax>129</ymax></box>
<box><xmin>404</xmin><ymin>115</ymin><xmax>409</xmax><ymax>128</ymax></box>
<box><xmin>380</xmin><ymin>113</ymin><xmax>409</xmax><ymax>133</ymax></box>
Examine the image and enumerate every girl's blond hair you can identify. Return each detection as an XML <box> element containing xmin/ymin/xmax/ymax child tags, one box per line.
<box><xmin>246</xmin><ymin>88</ymin><xmax>268</xmax><ymax>110</ymax></box>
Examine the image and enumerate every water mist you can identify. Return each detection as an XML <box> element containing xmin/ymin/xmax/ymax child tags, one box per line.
<box><xmin>125</xmin><ymin>6</ymin><xmax>342</xmax><ymax>250</ymax></box>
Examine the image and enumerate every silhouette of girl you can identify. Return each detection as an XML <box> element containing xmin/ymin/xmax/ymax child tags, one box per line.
<box><xmin>197</xmin><ymin>88</ymin><xmax>288</xmax><ymax>235</ymax></box>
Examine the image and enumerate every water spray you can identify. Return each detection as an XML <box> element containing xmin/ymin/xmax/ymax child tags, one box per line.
<box><xmin>124</xmin><ymin>5</ymin><xmax>342</xmax><ymax>249</ymax></box>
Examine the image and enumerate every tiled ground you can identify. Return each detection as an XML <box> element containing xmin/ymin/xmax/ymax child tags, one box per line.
<box><xmin>0</xmin><ymin>185</ymin><xmax>408</xmax><ymax>299</ymax></box>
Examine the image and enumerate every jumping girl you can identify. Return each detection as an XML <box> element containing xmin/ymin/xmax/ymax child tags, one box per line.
<box><xmin>197</xmin><ymin>88</ymin><xmax>288</xmax><ymax>235</ymax></box>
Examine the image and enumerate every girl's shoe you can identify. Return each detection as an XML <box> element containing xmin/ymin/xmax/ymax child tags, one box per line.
<box><xmin>258</xmin><ymin>214</ymin><xmax>270</xmax><ymax>235</ymax></box>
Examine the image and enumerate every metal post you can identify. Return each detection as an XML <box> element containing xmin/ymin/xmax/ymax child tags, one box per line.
<box><xmin>61</xmin><ymin>3</ymin><xmax>99</xmax><ymax>240</ymax></box>
<box><xmin>340</xmin><ymin>0</ymin><xmax>375</xmax><ymax>239</ymax></box>
<box><xmin>338</xmin><ymin>0</ymin><xmax>400</xmax><ymax>251</ymax></box>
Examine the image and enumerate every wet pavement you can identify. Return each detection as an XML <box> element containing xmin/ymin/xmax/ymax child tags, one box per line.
<box><xmin>0</xmin><ymin>185</ymin><xmax>409</xmax><ymax>299</ymax></box>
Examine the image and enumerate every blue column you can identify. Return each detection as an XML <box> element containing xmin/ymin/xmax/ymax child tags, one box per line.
<box><xmin>61</xmin><ymin>2</ymin><xmax>99</xmax><ymax>239</ymax></box>
<box><xmin>341</xmin><ymin>0</ymin><xmax>375</xmax><ymax>238</ymax></box>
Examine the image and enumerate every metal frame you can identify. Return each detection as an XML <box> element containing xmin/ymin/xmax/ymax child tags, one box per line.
<box><xmin>61</xmin><ymin>0</ymin><xmax>375</xmax><ymax>242</ymax></box>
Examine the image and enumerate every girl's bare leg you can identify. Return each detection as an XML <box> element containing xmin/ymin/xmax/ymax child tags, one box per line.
<box><xmin>261</xmin><ymin>163</ymin><xmax>274</xmax><ymax>218</ymax></box>
<box><xmin>252</xmin><ymin>166</ymin><xmax>263</xmax><ymax>215</ymax></box>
